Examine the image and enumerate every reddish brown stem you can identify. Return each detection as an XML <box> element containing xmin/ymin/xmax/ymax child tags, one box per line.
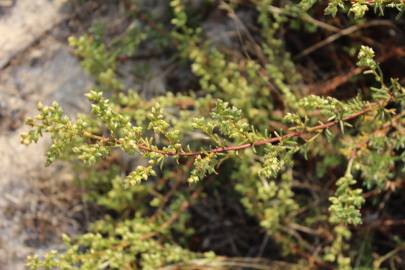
<box><xmin>84</xmin><ymin>101</ymin><xmax>383</xmax><ymax>158</ymax></box>
<box><xmin>136</xmin><ymin>104</ymin><xmax>376</xmax><ymax>157</ymax></box>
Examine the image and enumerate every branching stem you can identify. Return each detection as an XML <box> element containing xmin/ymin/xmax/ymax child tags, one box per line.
<box><xmin>84</xmin><ymin>101</ymin><xmax>385</xmax><ymax>158</ymax></box>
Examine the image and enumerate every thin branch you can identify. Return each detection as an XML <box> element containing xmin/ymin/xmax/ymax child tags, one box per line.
<box><xmin>138</xmin><ymin>102</ymin><xmax>377</xmax><ymax>157</ymax></box>
<box><xmin>296</xmin><ymin>20</ymin><xmax>396</xmax><ymax>59</ymax></box>
<box><xmin>85</xmin><ymin>100</ymin><xmax>385</xmax><ymax>158</ymax></box>
<box><xmin>267</xmin><ymin>5</ymin><xmax>340</xmax><ymax>33</ymax></box>
<box><xmin>139</xmin><ymin>189</ymin><xmax>201</xmax><ymax>241</ymax></box>
<box><xmin>309</xmin><ymin>47</ymin><xmax>405</xmax><ymax>95</ymax></box>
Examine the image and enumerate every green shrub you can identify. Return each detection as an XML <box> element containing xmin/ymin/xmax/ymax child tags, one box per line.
<box><xmin>22</xmin><ymin>1</ymin><xmax>405</xmax><ymax>269</ymax></box>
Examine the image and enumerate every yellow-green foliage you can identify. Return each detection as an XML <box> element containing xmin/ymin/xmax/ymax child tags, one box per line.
<box><xmin>23</xmin><ymin>1</ymin><xmax>405</xmax><ymax>269</ymax></box>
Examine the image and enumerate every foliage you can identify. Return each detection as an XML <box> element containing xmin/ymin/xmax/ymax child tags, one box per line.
<box><xmin>22</xmin><ymin>0</ymin><xmax>405</xmax><ymax>269</ymax></box>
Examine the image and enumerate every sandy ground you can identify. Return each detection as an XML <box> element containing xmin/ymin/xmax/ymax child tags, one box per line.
<box><xmin>0</xmin><ymin>1</ymin><xmax>92</xmax><ymax>269</ymax></box>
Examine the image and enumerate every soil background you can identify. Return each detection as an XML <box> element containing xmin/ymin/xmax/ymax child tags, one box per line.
<box><xmin>0</xmin><ymin>1</ymin><xmax>95</xmax><ymax>269</ymax></box>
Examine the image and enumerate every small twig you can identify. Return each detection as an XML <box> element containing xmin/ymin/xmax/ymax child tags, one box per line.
<box><xmin>296</xmin><ymin>20</ymin><xmax>396</xmax><ymax>59</ymax></box>
<box><xmin>256</xmin><ymin>234</ymin><xmax>269</xmax><ymax>257</ymax></box>
<box><xmin>373</xmin><ymin>243</ymin><xmax>405</xmax><ymax>269</ymax></box>
<box><xmin>267</xmin><ymin>5</ymin><xmax>340</xmax><ymax>33</ymax></box>
<box><xmin>160</xmin><ymin>257</ymin><xmax>295</xmax><ymax>270</ymax></box>
<box><xmin>150</xmin><ymin>159</ymin><xmax>194</xmax><ymax>222</ymax></box>
<box><xmin>140</xmin><ymin>189</ymin><xmax>201</xmax><ymax>241</ymax></box>
<box><xmin>309</xmin><ymin>47</ymin><xmax>405</xmax><ymax>95</ymax></box>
